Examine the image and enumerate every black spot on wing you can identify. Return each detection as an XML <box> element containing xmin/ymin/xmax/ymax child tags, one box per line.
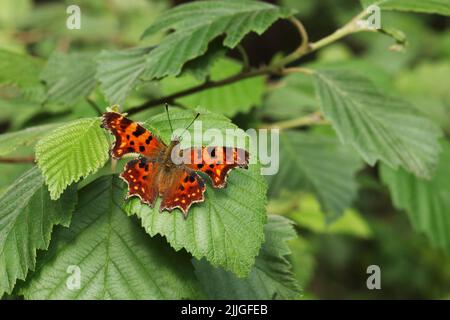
<box><xmin>132</xmin><ymin>126</ymin><xmax>146</xmax><ymax>137</ymax></box>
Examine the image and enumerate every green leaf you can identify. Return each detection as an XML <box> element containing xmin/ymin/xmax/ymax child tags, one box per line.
<box><xmin>144</xmin><ymin>108</ymin><xmax>248</xmax><ymax>148</ymax></box>
<box><xmin>192</xmin><ymin>215</ymin><xmax>300</xmax><ymax>299</ymax></box>
<box><xmin>0</xmin><ymin>123</ymin><xmax>61</xmax><ymax>156</ymax></box>
<box><xmin>287</xmin><ymin>235</ymin><xmax>315</xmax><ymax>290</ymax></box>
<box><xmin>141</xmin><ymin>0</ymin><xmax>293</xmax><ymax>79</ymax></box>
<box><xmin>161</xmin><ymin>58</ymin><xmax>265</xmax><ymax>116</ymax></box>
<box><xmin>36</xmin><ymin>118</ymin><xmax>109</xmax><ymax>200</ymax></box>
<box><xmin>314</xmin><ymin>69</ymin><xmax>442</xmax><ymax>178</ymax></box>
<box><xmin>21</xmin><ymin>175</ymin><xmax>201</xmax><ymax>299</ymax></box>
<box><xmin>180</xmin><ymin>38</ymin><xmax>227</xmax><ymax>81</ymax></box>
<box><xmin>268</xmin><ymin>131</ymin><xmax>363</xmax><ymax>220</ymax></box>
<box><xmin>96</xmin><ymin>46</ymin><xmax>153</xmax><ymax>106</ymax></box>
<box><xmin>283</xmin><ymin>193</ymin><xmax>373</xmax><ymax>238</ymax></box>
<box><xmin>0</xmin><ymin>167</ymin><xmax>77</xmax><ymax>296</ymax></box>
<box><xmin>361</xmin><ymin>0</ymin><xmax>450</xmax><ymax>16</ymax></box>
<box><xmin>124</xmin><ymin>109</ymin><xmax>268</xmax><ymax>277</ymax></box>
<box><xmin>0</xmin><ymin>49</ymin><xmax>45</xmax><ymax>101</ymax></box>
<box><xmin>262</xmin><ymin>73</ymin><xmax>317</xmax><ymax>120</ymax></box>
<box><xmin>41</xmin><ymin>52</ymin><xmax>97</xmax><ymax>104</ymax></box>
<box><xmin>395</xmin><ymin>61</ymin><xmax>450</xmax><ymax>131</ymax></box>
<box><xmin>380</xmin><ymin>142</ymin><xmax>450</xmax><ymax>253</ymax></box>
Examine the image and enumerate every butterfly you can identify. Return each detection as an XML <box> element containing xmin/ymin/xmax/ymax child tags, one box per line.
<box><xmin>101</xmin><ymin>109</ymin><xmax>249</xmax><ymax>217</ymax></box>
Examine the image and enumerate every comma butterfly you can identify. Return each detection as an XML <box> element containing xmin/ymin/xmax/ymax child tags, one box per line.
<box><xmin>101</xmin><ymin>109</ymin><xmax>249</xmax><ymax>217</ymax></box>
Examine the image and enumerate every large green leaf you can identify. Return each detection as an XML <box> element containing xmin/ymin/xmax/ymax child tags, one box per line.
<box><xmin>96</xmin><ymin>46</ymin><xmax>153</xmax><ymax>106</ymax></box>
<box><xmin>144</xmin><ymin>108</ymin><xmax>249</xmax><ymax>148</ymax></box>
<box><xmin>141</xmin><ymin>0</ymin><xmax>293</xmax><ymax>79</ymax></box>
<box><xmin>40</xmin><ymin>52</ymin><xmax>97</xmax><ymax>104</ymax></box>
<box><xmin>395</xmin><ymin>61</ymin><xmax>450</xmax><ymax>131</ymax></box>
<box><xmin>268</xmin><ymin>131</ymin><xmax>363</xmax><ymax>220</ymax></box>
<box><xmin>161</xmin><ymin>58</ymin><xmax>265</xmax><ymax>116</ymax></box>
<box><xmin>180</xmin><ymin>38</ymin><xmax>227</xmax><ymax>81</ymax></box>
<box><xmin>36</xmin><ymin>118</ymin><xmax>109</xmax><ymax>200</ymax></box>
<box><xmin>124</xmin><ymin>109</ymin><xmax>267</xmax><ymax>277</ymax></box>
<box><xmin>272</xmin><ymin>193</ymin><xmax>373</xmax><ymax>238</ymax></box>
<box><xmin>381</xmin><ymin>142</ymin><xmax>450</xmax><ymax>253</ymax></box>
<box><xmin>361</xmin><ymin>0</ymin><xmax>450</xmax><ymax>16</ymax></box>
<box><xmin>0</xmin><ymin>49</ymin><xmax>45</xmax><ymax>101</ymax></box>
<box><xmin>21</xmin><ymin>175</ymin><xmax>201</xmax><ymax>299</ymax></box>
<box><xmin>0</xmin><ymin>167</ymin><xmax>77</xmax><ymax>296</ymax></box>
<box><xmin>314</xmin><ymin>69</ymin><xmax>442</xmax><ymax>178</ymax></box>
<box><xmin>0</xmin><ymin>123</ymin><xmax>61</xmax><ymax>157</ymax></box>
<box><xmin>262</xmin><ymin>73</ymin><xmax>317</xmax><ymax>120</ymax></box>
<box><xmin>193</xmin><ymin>215</ymin><xmax>300</xmax><ymax>299</ymax></box>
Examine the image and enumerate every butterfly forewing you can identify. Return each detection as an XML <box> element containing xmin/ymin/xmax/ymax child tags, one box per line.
<box><xmin>183</xmin><ymin>146</ymin><xmax>249</xmax><ymax>188</ymax></box>
<box><xmin>102</xmin><ymin>112</ymin><xmax>166</xmax><ymax>159</ymax></box>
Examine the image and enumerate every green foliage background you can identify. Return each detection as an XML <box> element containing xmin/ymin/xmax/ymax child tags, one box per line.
<box><xmin>0</xmin><ymin>0</ymin><xmax>450</xmax><ymax>299</ymax></box>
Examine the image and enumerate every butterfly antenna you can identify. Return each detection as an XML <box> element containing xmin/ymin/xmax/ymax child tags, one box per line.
<box><xmin>178</xmin><ymin>113</ymin><xmax>200</xmax><ymax>141</ymax></box>
<box><xmin>165</xmin><ymin>103</ymin><xmax>174</xmax><ymax>136</ymax></box>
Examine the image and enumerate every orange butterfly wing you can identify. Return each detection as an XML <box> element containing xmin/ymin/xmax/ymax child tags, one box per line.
<box><xmin>120</xmin><ymin>158</ymin><xmax>159</xmax><ymax>206</ymax></box>
<box><xmin>184</xmin><ymin>146</ymin><xmax>249</xmax><ymax>188</ymax></box>
<box><xmin>101</xmin><ymin>112</ymin><xmax>166</xmax><ymax>159</ymax></box>
<box><xmin>158</xmin><ymin>168</ymin><xmax>206</xmax><ymax>217</ymax></box>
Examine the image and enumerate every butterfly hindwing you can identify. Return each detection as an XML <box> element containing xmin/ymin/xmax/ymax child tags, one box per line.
<box><xmin>121</xmin><ymin>158</ymin><xmax>159</xmax><ymax>206</ymax></box>
<box><xmin>184</xmin><ymin>146</ymin><xmax>249</xmax><ymax>188</ymax></box>
<box><xmin>102</xmin><ymin>112</ymin><xmax>165</xmax><ymax>159</ymax></box>
<box><xmin>159</xmin><ymin>169</ymin><xmax>206</xmax><ymax>216</ymax></box>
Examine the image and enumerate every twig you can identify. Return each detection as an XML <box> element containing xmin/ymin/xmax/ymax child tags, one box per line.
<box><xmin>0</xmin><ymin>156</ymin><xmax>35</xmax><ymax>164</ymax></box>
<box><xmin>282</xmin><ymin>67</ymin><xmax>315</xmax><ymax>75</ymax></box>
<box><xmin>127</xmin><ymin>67</ymin><xmax>271</xmax><ymax>115</ymax></box>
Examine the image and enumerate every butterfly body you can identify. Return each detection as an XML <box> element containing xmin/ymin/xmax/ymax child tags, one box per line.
<box><xmin>101</xmin><ymin>111</ymin><xmax>249</xmax><ymax>217</ymax></box>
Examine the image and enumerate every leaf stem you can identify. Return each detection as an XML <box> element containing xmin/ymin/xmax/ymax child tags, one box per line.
<box><xmin>309</xmin><ymin>10</ymin><xmax>370</xmax><ymax>52</ymax></box>
<box><xmin>236</xmin><ymin>44</ymin><xmax>250</xmax><ymax>71</ymax></box>
<box><xmin>260</xmin><ymin>112</ymin><xmax>328</xmax><ymax>130</ymax></box>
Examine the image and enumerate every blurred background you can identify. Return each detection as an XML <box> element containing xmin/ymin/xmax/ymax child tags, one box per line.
<box><xmin>0</xmin><ymin>0</ymin><xmax>449</xmax><ymax>299</ymax></box>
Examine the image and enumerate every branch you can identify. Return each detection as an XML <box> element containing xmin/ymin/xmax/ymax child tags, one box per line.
<box><xmin>0</xmin><ymin>156</ymin><xmax>35</xmax><ymax>164</ymax></box>
<box><xmin>126</xmin><ymin>10</ymin><xmax>372</xmax><ymax>116</ymax></box>
<box><xmin>126</xmin><ymin>67</ymin><xmax>271</xmax><ymax>115</ymax></box>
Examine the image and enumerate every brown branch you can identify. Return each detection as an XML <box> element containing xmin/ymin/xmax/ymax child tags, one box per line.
<box><xmin>126</xmin><ymin>67</ymin><xmax>273</xmax><ymax>115</ymax></box>
<box><xmin>0</xmin><ymin>156</ymin><xmax>35</xmax><ymax>164</ymax></box>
